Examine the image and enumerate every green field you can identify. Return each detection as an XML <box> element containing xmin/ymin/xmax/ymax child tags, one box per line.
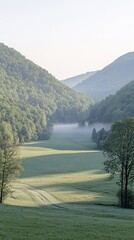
<box><xmin>1</xmin><ymin>124</ymin><xmax>134</xmax><ymax>240</ymax></box>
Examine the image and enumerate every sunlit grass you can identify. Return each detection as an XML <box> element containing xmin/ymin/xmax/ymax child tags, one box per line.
<box><xmin>2</xmin><ymin>124</ymin><xmax>134</xmax><ymax>240</ymax></box>
<box><xmin>20</xmin><ymin>146</ymin><xmax>98</xmax><ymax>158</ymax></box>
<box><xmin>5</xmin><ymin>126</ymin><xmax>117</xmax><ymax>207</ymax></box>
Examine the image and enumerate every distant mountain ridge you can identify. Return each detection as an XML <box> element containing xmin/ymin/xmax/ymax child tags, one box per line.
<box><xmin>74</xmin><ymin>52</ymin><xmax>134</xmax><ymax>102</ymax></box>
<box><xmin>62</xmin><ymin>71</ymin><xmax>97</xmax><ymax>88</ymax></box>
<box><xmin>113</xmin><ymin>52</ymin><xmax>134</xmax><ymax>63</ymax></box>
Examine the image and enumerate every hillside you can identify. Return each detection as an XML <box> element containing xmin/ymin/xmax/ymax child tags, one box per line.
<box><xmin>62</xmin><ymin>71</ymin><xmax>97</xmax><ymax>88</ymax></box>
<box><xmin>88</xmin><ymin>80</ymin><xmax>134</xmax><ymax>123</ymax></box>
<box><xmin>0</xmin><ymin>43</ymin><xmax>91</xmax><ymax>142</ymax></box>
<box><xmin>74</xmin><ymin>52</ymin><xmax>134</xmax><ymax>102</ymax></box>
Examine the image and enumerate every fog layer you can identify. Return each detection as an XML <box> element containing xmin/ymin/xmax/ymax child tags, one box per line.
<box><xmin>54</xmin><ymin>123</ymin><xmax>111</xmax><ymax>139</ymax></box>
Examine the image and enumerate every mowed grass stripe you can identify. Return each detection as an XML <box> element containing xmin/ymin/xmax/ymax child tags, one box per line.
<box><xmin>6</xmin><ymin>126</ymin><xmax>116</xmax><ymax>207</ymax></box>
<box><xmin>2</xmin><ymin>124</ymin><xmax>134</xmax><ymax>240</ymax></box>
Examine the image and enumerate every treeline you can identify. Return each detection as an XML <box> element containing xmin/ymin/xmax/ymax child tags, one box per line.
<box><xmin>0</xmin><ymin>43</ymin><xmax>91</xmax><ymax>143</ymax></box>
<box><xmin>88</xmin><ymin>80</ymin><xmax>134</xmax><ymax>123</ymax></box>
<box><xmin>92</xmin><ymin>128</ymin><xmax>109</xmax><ymax>149</ymax></box>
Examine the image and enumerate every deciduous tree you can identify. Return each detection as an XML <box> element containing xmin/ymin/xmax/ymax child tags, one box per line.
<box><xmin>0</xmin><ymin>122</ymin><xmax>22</xmax><ymax>203</ymax></box>
<box><xmin>103</xmin><ymin>119</ymin><xmax>134</xmax><ymax>208</ymax></box>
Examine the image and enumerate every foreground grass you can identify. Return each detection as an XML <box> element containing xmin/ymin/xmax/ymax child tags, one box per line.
<box><xmin>1</xmin><ymin>124</ymin><xmax>134</xmax><ymax>239</ymax></box>
<box><xmin>0</xmin><ymin>204</ymin><xmax>134</xmax><ymax>240</ymax></box>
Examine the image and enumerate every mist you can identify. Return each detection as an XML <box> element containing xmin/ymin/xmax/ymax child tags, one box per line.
<box><xmin>53</xmin><ymin>123</ymin><xmax>111</xmax><ymax>139</ymax></box>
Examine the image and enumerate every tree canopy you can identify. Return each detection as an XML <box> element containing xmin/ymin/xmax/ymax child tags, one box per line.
<box><xmin>103</xmin><ymin>119</ymin><xmax>134</xmax><ymax>208</ymax></box>
<box><xmin>0</xmin><ymin>122</ymin><xmax>22</xmax><ymax>203</ymax></box>
<box><xmin>91</xmin><ymin>127</ymin><xmax>108</xmax><ymax>149</ymax></box>
<box><xmin>88</xmin><ymin>80</ymin><xmax>134</xmax><ymax>124</ymax></box>
<box><xmin>0</xmin><ymin>43</ymin><xmax>91</xmax><ymax>142</ymax></box>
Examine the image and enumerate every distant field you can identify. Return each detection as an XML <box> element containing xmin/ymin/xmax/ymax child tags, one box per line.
<box><xmin>7</xmin><ymin>123</ymin><xmax>116</xmax><ymax>207</ymax></box>
<box><xmin>1</xmin><ymin>124</ymin><xmax>134</xmax><ymax>240</ymax></box>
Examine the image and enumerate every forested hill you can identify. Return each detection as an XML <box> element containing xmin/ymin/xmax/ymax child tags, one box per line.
<box><xmin>0</xmin><ymin>43</ymin><xmax>91</xmax><ymax>142</ymax></box>
<box><xmin>74</xmin><ymin>52</ymin><xmax>134</xmax><ymax>102</ymax></box>
<box><xmin>88</xmin><ymin>80</ymin><xmax>134</xmax><ymax>123</ymax></box>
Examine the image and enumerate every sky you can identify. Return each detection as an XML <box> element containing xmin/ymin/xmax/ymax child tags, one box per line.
<box><xmin>0</xmin><ymin>0</ymin><xmax>134</xmax><ymax>80</ymax></box>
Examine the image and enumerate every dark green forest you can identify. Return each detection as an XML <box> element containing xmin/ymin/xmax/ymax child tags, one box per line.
<box><xmin>0</xmin><ymin>43</ymin><xmax>91</xmax><ymax>143</ymax></box>
<box><xmin>88</xmin><ymin>80</ymin><xmax>134</xmax><ymax>123</ymax></box>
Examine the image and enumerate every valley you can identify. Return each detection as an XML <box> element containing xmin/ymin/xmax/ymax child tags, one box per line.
<box><xmin>1</xmin><ymin>124</ymin><xmax>134</xmax><ymax>239</ymax></box>
<box><xmin>1</xmin><ymin>2</ymin><xmax>134</xmax><ymax>239</ymax></box>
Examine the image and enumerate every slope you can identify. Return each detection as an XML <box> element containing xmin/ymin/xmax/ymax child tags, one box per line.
<box><xmin>0</xmin><ymin>43</ymin><xmax>91</xmax><ymax>142</ymax></box>
<box><xmin>88</xmin><ymin>80</ymin><xmax>134</xmax><ymax>123</ymax></box>
<box><xmin>74</xmin><ymin>52</ymin><xmax>134</xmax><ymax>102</ymax></box>
<box><xmin>62</xmin><ymin>71</ymin><xmax>97</xmax><ymax>88</ymax></box>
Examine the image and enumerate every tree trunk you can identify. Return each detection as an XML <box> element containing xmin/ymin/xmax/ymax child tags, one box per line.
<box><xmin>0</xmin><ymin>162</ymin><xmax>6</xmax><ymax>204</ymax></box>
<box><xmin>124</xmin><ymin>163</ymin><xmax>128</xmax><ymax>208</ymax></box>
<box><xmin>120</xmin><ymin>164</ymin><xmax>124</xmax><ymax>207</ymax></box>
<box><xmin>0</xmin><ymin>186</ymin><xmax>3</xmax><ymax>203</ymax></box>
<box><xmin>0</xmin><ymin>177</ymin><xmax>4</xmax><ymax>204</ymax></box>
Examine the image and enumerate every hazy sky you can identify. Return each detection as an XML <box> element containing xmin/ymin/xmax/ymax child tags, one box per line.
<box><xmin>0</xmin><ymin>0</ymin><xmax>134</xmax><ymax>79</ymax></box>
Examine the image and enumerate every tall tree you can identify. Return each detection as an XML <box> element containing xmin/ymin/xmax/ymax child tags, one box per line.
<box><xmin>92</xmin><ymin>128</ymin><xmax>108</xmax><ymax>149</ymax></box>
<box><xmin>103</xmin><ymin>119</ymin><xmax>134</xmax><ymax>208</ymax></box>
<box><xmin>91</xmin><ymin>128</ymin><xmax>97</xmax><ymax>142</ymax></box>
<box><xmin>0</xmin><ymin>122</ymin><xmax>22</xmax><ymax>203</ymax></box>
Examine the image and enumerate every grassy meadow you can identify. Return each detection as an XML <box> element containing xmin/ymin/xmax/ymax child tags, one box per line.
<box><xmin>1</xmin><ymin>124</ymin><xmax>134</xmax><ymax>240</ymax></box>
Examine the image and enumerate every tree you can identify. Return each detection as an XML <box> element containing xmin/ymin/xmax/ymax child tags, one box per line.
<box><xmin>0</xmin><ymin>122</ymin><xmax>22</xmax><ymax>203</ymax></box>
<box><xmin>91</xmin><ymin>128</ymin><xmax>97</xmax><ymax>142</ymax></box>
<box><xmin>103</xmin><ymin>119</ymin><xmax>134</xmax><ymax>208</ymax></box>
<box><xmin>92</xmin><ymin>127</ymin><xmax>108</xmax><ymax>149</ymax></box>
<box><xmin>78</xmin><ymin>120</ymin><xmax>86</xmax><ymax>128</ymax></box>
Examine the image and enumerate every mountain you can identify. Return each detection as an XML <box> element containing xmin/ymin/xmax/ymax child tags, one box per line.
<box><xmin>0</xmin><ymin>43</ymin><xmax>91</xmax><ymax>142</ymax></box>
<box><xmin>88</xmin><ymin>80</ymin><xmax>134</xmax><ymax>123</ymax></box>
<box><xmin>62</xmin><ymin>71</ymin><xmax>97</xmax><ymax>88</ymax></box>
<box><xmin>74</xmin><ymin>52</ymin><xmax>134</xmax><ymax>102</ymax></box>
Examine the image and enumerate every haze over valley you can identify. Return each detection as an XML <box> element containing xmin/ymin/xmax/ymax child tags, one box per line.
<box><xmin>0</xmin><ymin>41</ymin><xmax>134</xmax><ymax>240</ymax></box>
<box><xmin>62</xmin><ymin>71</ymin><xmax>97</xmax><ymax>88</ymax></box>
<box><xmin>0</xmin><ymin>1</ymin><xmax>134</xmax><ymax>239</ymax></box>
<box><xmin>71</xmin><ymin>52</ymin><xmax>134</xmax><ymax>102</ymax></box>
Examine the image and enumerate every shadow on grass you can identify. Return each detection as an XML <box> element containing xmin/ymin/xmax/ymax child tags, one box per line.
<box><xmin>21</xmin><ymin>152</ymin><xmax>104</xmax><ymax>178</ymax></box>
<box><xmin>23</xmin><ymin>139</ymin><xmax>97</xmax><ymax>151</ymax></box>
<box><xmin>31</xmin><ymin>175</ymin><xmax>113</xmax><ymax>193</ymax></box>
<box><xmin>2</xmin><ymin>198</ymin><xmax>134</xmax><ymax>219</ymax></box>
